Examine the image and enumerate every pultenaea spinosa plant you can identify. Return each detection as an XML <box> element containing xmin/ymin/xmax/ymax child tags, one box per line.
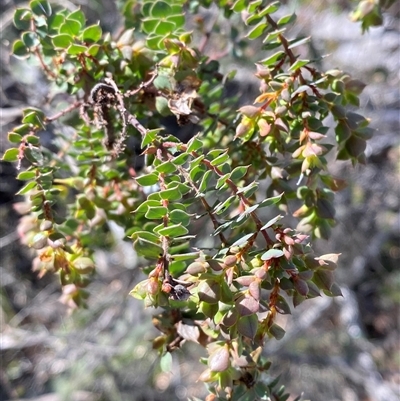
<box><xmin>4</xmin><ymin>0</ymin><xmax>384</xmax><ymax>399</ymax></box>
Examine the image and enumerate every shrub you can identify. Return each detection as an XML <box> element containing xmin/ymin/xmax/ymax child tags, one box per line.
<box><xmin>3</xmin><ymin>0</ymin><xmax>387</xmax><ymax>399</ymax></box>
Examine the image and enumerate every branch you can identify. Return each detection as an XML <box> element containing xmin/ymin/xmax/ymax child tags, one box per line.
<box><xmin>45</xmin><ymin>101</ymin><xmax>83</xmax><ymax>122</ymax></box>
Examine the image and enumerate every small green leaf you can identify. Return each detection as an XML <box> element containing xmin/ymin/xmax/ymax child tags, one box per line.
<box><xmin>171</xmin><ymin>251</ymin><xmax>200</xmax><ymax>262</ymax></box>
<box><xmin>207</xmin><ymin>148</ymin><xmax>226</xmax><ymax>158</ymax></box>
<box><xmin>237</xmin><ymin>181</ymin><xmax>259</xmax><ymax>198</ymax></box>
<box><xmin>313</xmin><ymin>269</ymin><xmax>334</xmax><ymax>291</ymax></box>
<box><xmin>131</xmin><ymin>230</ymin><xmax>160</xmax><ymax>244</ymax></box>
<box><xmin>258</xmin><ymin>1</ymin><xmax>281</xmax><ymax>17</ymax></box>
<box><xmin>261</xmin><ymin>249</ymin><xmax>284</xmax><ymax>261</ymax></box>
<box><xmin>155</xmin><ymin>96</ymin><xmax>170</xmax><ymax>116</ymax></box>
<box><xmin>169</xmin><ymin>209</ymin><xmax>191</xmax><ymax>226</ymax></box>
<box><xmin>25</xmin><ymin>135</ymin><xmax>40</xmax><ymax>146</ymax></box>
<box><xmin>67</xmin><ymin>44</ymin><xmax>88</xmax><ymax>55</ymax></box>
<box><xmin>236</xmin><ymin>204</ymin><xmax>259</xmax><ymax>223</ymax></box>
<box><xmin>78</xmin><ymin>196</ymin><xmax>96</xmax><ymax>220</ymax></box>
<box><xmin>237</xmin><ymin>314</ymin><xmax>258</xmax><ymax>339</ymax></box>
<box><xmin>259</xmin><ymin>193</ymin><xmax>283</xmax><ymax>207</ymax></box>
<box><xmin>263</xmin><ymin>28</ymin><xmax>286</xmax><ymax>44</ymax></box>
<box><xmin>232</xmin><ymin>0</ymin><xmax>246</xmax><ymax>12</ymax></box>
<box><xmin>277</xmin><ymin>13</ymin><xmax>296</xmax><ymax>26</ymax></box>
<box><xmin>12</xmin><ymin>40</ymin><xmax>30</xmax><ymax>59</ymax></box>
<box><xmin>189</xmin><ymin>155</ymin><xmax>205</xmax><ymax>170</ymax></box>
<box><xmin>150</xmin><ymin>1</ymin><xmax>172</xmax><ymax>18</ymax></box>
<box><xmin>231</xmin><ymin>233</ymin><xmax>255</xmax><ymax>247</ymax></box>
<box><xmin>214</xmin><ymin>196</ymin><xmax>235</xmax><ymax>215</ymax></box>
<box><xmin>353</xmin><ymin>126</ymin><xmax>374</xmax><ymax>140</ymax></box>
<box><xmin>186</xmin><ymin>135</ymin><xmax>203</xmax><ymax>152</ymax></box>
<box><xmin>73</xmin><ymin>257</ymin><xmax>95</xmax><ymax>274</ymax></box>
<box><xmin>154</xmin><ymin>21</ymin><xmax>175</xmax><ymax>35</ymax></box>
<box><xmin>246</xmin><ymin>22</ymin><xmax>268</xmax><ymax>40</ymax></box>
<box><xmin>68</xmin><ymin>9</ymin><xmax>85</xmax><ymax>27</ymax></box>
<box><xmin>48</xmin><ymin>14</ymin><xmax>64</xmax><ymax>31</ymax></box>
<box><xmin>260</xmin><ymin>50</ymin><xmax>285</xmax><ymax>66</ymax></box>
<box><xmin>190</xmin><ymin>165</ymin><xmax>206</xmax><ymax>182</ymax></box>
<box><xmin>87</xmin><ymin>44</ymin><xmax>100</xmax><ymax>56</ymax></box>
<box><xmin>136</xmin><ymin>173</ymin><xmax>159</xmax><ymax>186</ymax></box>
<box><xmin>13</xmin><ymin>9</ymin><xmax>32</xmax><ymax>30</ymax></box>
<box><xmin>216</xmin><ymin>173</ymin><xmax>229</xmax><ymax>190</ymax></box>
<box><xmin>134</xmin><ymin>237</ymin><xmax>163</xmax><ymax>259</ymax></box>
<box><xmin>24</xmin><ymin>147</ymin><xmax>43</xmax><ymax>165</ymax></box>
<box><xmin>52</xmin><ymin>34</ymin><xmax>73</xmax><ymax>48</ymax></box>
<box><xmin>82</xmin><ymin>24</ymin><xmax>102</xmax><ymax>42</ymax></box>
<box><xmin>17</xmin><ymin>180</ymin><xmax>37</xmax><ymax>195</ymax></box>
<box><xmin>141</xmin><ymin>128</ymin><xmax>162</xmax><ymax>148</ymax></box>
<box><xmin>21</xmin><ymin>32</ymin><xmax>39</xmax><ymax>48</ymax></box>
<box><xmin>8</xmin><ymin>132</ymin><xmax>22</xmax><ymax>143</ymax></box>
<box><xmin>260</xmin><ymin>215</ymin><xmax>283</xmax><ymax>230</ymax></box>
<box><xmin>166</xmin><ymin>14</ymin><xmax>185</xmax><ymax>29</ymax></box>
<box><xmin>153</xmin><ymin>74</ymin><xmax>174</xmax><ymax>91</ymax></box>
<box><xmin>210</xmin><ymin>151</ymin><xmax>229</xmax><ymax>166</ymax></box>
<box><xmin>331</xmin><ymin>104</ymin><xmax>346</xmax><ymax>119</ymax></box>
<box><xmin>288</xmin><ymin>59</ymin><xmax>309</xmax><ymax>72</ymax></box>
<box><xmin>59</xmin><ymin>19</ymin><xmax>81</xmax><ymax>36</ymax></box>
<box><xmin>30</xmin><ymin>0</ymin><xmax>52</xmax><ymax>17</ymax></box>
<box><xmin>2</xmin><ymin>148</ymin><xmax>19</xmax><ymax>162</ymax></box>
<box><xmin>22</xmin><ymin>112</ymin><xmax>44</xmax><ymax>129</ymax></box>
<box><xmin>13</xmin><ymin>124</ymin><xmax>34</xmax><ymax>136</ymax></box>
<box><xmin>159</xmin><ymin>186</ymin><xmax>182</xmax><ymax>201</ymax></box>
<box><xmin>142</xmin><ymin>18</ymin><xmax>159</xmax><ymax>34</ymax></box>
<box><xmin>335</xmin><ymin>120</ymin><xmax>351</xmax><ymax>142</ymax></box>
<box><xmin>171</xmin><ymin>153</ymin><xmax>189</xmax><ymax>166</ymax></box>
<box><xmin>155</xmin><ymin>161</ymin><xmax>176</xmax><ymax>174</ymax></box>
<box><xmin>17</xmin><ymin>170</ymin><xmax>36</xmax><ymax>180</ymax></box>
<box><xmin>316</xmin><ymin>198</ymin><xmax>335</xmax><ymax>219</ymax></box>
<box><xmin>269</xmin><ymin>323</ymin><xmax>285</xmax><ymax>340</ymax></box>
<box><xmin>213</xmin><ymin>221</ymin><xmax>233</xmax><ymax>236</ymax></box>
<box><xmin>145</xmin><ymin>206</ymin><xmax>168</xmax><ymax>219</ymax></box>
<box><xmin>230</xmin><ymin>165</ymin><xmax>249</xmax><ymax>181</ymax></box>
<box><xmin>130</xmin><ymin>279</ymin><xmax>149</xmax><ymax>300</ymax></box>
<box><xmin>199</xmin><ymin>170</ymin><xmax>213</xmax><ymax>193</ymax></box>
<box><xmin>329</xmin><ymin>282</ymin><xmax>343</xmax><ymax>297</ymax></box>
<box><xmin>157</xmin><ymin>224</ymin><xmax>188</xmax><ymax>237</ymax></box>
<box><xmin>247</xmin><ymin>0</ymin><xmax>262</xmax><ymax>13</ymax></box>
<box><xmin>346</xmin><ymin>135</ymin><xmax>367</xmax><ymax>158</ymax></box>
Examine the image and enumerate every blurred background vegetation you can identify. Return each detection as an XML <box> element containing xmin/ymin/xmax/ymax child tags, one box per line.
<box><xmin>0</xmin><ymin>0</ymin><xmax>399</xmax><ymax>400</ymax></box>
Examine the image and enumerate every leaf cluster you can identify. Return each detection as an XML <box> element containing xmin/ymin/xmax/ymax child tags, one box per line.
<box><xmin>3</xmin><ymin>0</ymin><xmax>376</xmax><ymax>399</ymax></box>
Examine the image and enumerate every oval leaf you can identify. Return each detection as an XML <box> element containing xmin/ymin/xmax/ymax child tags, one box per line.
<box><xmin>208</xmin><ymin>346</ymin><xmax>230</xmax><ymax>372</ymax></box>
<box><xmin>261</xmin><ymin>249</ymin><xmax>284</xmax><ymax>261</ymax></box>
<box><xmin>237</xmin><ymin>314</ymin><xmax>258</xmax><ymax>339</ymax></box>
<box><xmin>2</xmin><ymin>148</ymin><xmax>19</xmax><ymax>162</ymax></box>
<box><xmin>82</xmin><ymin>24</ymin><xmax>102</xmax><ymax>42</ymax></box>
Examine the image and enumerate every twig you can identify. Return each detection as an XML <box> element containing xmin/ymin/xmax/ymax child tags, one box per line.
<box><xmin>126</xmin><ymin>113</ymin><xmax>148</xmax><ymax>136</ymax></box>
<box><xmin>124</xmin><ymin>67</ymin><xmax>158</xmax><ymax>98</ymax></box>
<box><xmin>45</xmin><ymin>101</ymin><xmax>83</xmax><ymax>122</ymax></box>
